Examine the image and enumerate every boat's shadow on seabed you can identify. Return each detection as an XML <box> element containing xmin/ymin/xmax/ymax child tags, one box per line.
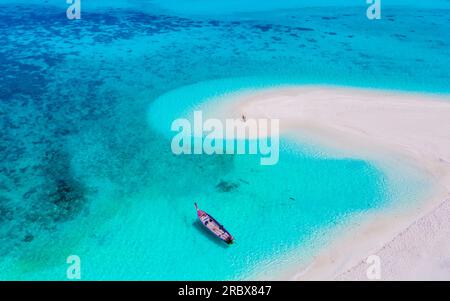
<box><xmin>192</xmin><ymin>221</ymin><xmax>230</xmax><ymax>249</ymax></box>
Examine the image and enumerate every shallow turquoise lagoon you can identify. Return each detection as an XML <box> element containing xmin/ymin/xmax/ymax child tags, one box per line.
<box><xmin>0</xmin><ymin>1</ymin><xmax>448</xmax><ymax>279</ymax></box>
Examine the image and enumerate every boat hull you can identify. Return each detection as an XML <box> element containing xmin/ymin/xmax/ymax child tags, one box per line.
<box><xmin>195</xmin><ymin>203</ymin><xmax>234</xmax><ymax>244</ymax></box>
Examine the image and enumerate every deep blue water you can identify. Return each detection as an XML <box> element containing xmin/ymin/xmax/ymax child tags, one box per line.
<box><xmin>0</xmin><ymin>1</ymin><xmax>448</xmax><ymax>279</ymax></box>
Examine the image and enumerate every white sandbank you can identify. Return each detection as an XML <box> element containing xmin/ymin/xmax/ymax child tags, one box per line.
<box><xmin>205</xmin><ymin>86</ymin><xmax>450</xmax><ymax>280</ymax></box>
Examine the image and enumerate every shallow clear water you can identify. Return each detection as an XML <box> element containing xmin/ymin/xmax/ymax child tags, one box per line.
<box><xmin>0</xmin><ymin>1</ymin><xmax>448</xmax><ymax>279</ymax></box>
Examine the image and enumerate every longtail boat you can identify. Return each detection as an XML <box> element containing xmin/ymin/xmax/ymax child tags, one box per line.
<box><xmin>195</xmin><ymin>203</ymin><xmax>234</xmax><ymax>245</ymax></box>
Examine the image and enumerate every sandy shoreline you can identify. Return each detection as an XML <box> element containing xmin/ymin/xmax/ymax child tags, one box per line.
<box><xmin>205</xmin><ymin>86</ymin><xmax>450</xmax><ymax>280</ymax></box>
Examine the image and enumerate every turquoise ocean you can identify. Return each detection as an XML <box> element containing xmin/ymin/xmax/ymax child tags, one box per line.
<box><xmin>0</xmin><ymin>1</ymin><xmax>449</xmax><ymax>279</ymax></box>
